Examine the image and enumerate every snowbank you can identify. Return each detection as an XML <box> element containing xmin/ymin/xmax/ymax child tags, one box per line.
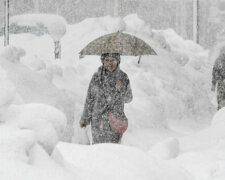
<box><xmin>57</xmin><ymin>142</ymin><xmax>193</xmax><ymax>180</ymax></box>
<box><xmin>0</xmin><ymin>45</ymin><xmax>25</xmax><ymax>62</ymax></box>
<box><xmin>1</xmin><ymin>104</ymin><xmax>67</xmax><ymax>154</ymax></box>
<box><xmin>0</xmin><ymin>46</ymin><xmax>75</xmax><ymax>141</ymax></box>
<box><xmin>0</xmin><ymin>12</ymin><xmax>223</xmax><ymax>180</ymax></box>
<box><xmin>148</xmin><ymin>137</ymin><xmax>180</xmax><ymax>160</ymax></box>
<box><xmin>0</xmin><ymin>49</ymin><xmax>77</xmax><ymax>180</ymax></box>
<box><xmin>167</xmin><ymin>108</ymin><xmax>225</xmax><ymax>180</ymax></box>
<box><xmin>0</xmin><ymin>14</ymin><xmax>215</xmax><ymax>146</ymax></box>
<box><xmin>0</xmin><ymin>58</ymin><xmax>16</xmax><ymax>116</ymax></box>
<box><xmin>124</xmin><ymin>14</ymin><xmax>152</xmax><ymax>36</ymax></box>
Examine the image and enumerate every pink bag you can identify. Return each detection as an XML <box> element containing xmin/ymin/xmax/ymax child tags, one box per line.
<box><xmin>108</xmin><ymin>110</ymin><xmax>128</xmax><ymax>134</ymax></box>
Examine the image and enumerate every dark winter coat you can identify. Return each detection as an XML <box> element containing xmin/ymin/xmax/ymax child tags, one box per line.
<box><xmin>80</xmin><ymin>66</ymin><xmax>133</xmax><ymax>144</ymax></box>
<box><xmin>212</xmin><ymin>48</ymin><xmax>225</xmax><ymax>109</ymax></box>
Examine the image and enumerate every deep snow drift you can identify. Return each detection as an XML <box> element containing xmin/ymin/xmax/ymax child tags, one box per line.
<box><xmin>0</xmin><ymin>13</ymin><xmax>223</xmax><ymax>180</ymax></box>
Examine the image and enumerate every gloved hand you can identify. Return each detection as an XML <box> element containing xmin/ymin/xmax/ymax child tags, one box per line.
<box><xmin>116</xmin><ymin>80</ymin><xmax>123</xmax><ymax>92</ymax></box>
<box><xmin>80</xmin><ymin>123</ymin><xmax>86</xmax><ymax>128</ymax></box>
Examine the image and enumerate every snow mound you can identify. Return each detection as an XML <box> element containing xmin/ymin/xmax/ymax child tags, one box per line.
<box><xmin>99</xmin><ymin>15</ymin><xmax>125</xmax><ymax>32</ymax></box>
<box><xmin>0</xmin><ymin>128</ymin><xmax>77</xmax><ymax>180</ymax></box>
<box><xmin>57</xmin><ymin>142</ymin><xmax>193</xmax><ymax>180</ymax></box>
<box><xmin>210</xmin><ymin>108</ymin><xmax>225</xmax><ymax>141</ymax></box>
<box><xmin>0</xmin><ymin>76</ymin><xmax>75</xmax><ymax>180</ymax></box>
<box><xmin>0</xmin><ymin>125</ymin><xmax>36</xmax><ymax>162</ymax></box>
<box><xmin>178</xmin><ymin>108</ymin><xmax>225</xmax><ymax>153</ymax></box>
<box><xmin>152</xmin><ymin>31</ymin><xmax>171</xmax><ymax>51</ymax></box>
<box><xmin>0</xmin><ymin>66</ymin><xmax>15</xmax><ymax>116</ymax></box>
<box><xmin>1</xmin><ymin>103</ymin><xmax>67</xmax><ymax>154</ymax></box>
<box><xmin>174</xmin><ymin>141</ymin><xmax>225</xmax><ymax>180</ymax></box>
<box><xmin>171</xmin><ymin>51</ymin><xmax>189</xmax><ymax>66</ymax></box>
<box><xmin>21</xmin><ymin>55</ymin><xmax>46</xmax><ymax>71</ymax></box>
<box><xmin>0</xmin><ymin>46</ymin><xmax>25</xmax><ymax>62</ymax></box>
<box><xmin>212</xmin><ymin>107</ymin><xmax>225</xmax><ymax>126</ymax></box>
<box><xmin>0</xmin><ymin>46</ymin><xmax>75</xmax><ymax>141</ymax></box>
<box><xmin>47</xmin><ymin>63</ymin><xmax>63</xmax><ymax>78</ymax></box>
<box><xmin>124</xmin><ymin>14</ymin><xmax>152</xmax><ymax>36</ymax></box>
<box><xmin>148</xmin><ymin>137</ymin><xmax>180</xmax><ymax>160</ymax></box>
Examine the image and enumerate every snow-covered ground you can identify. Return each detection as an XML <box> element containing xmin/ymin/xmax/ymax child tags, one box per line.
<box><xmin>0</xmin><ymin>14</ymin><xmax>223</xmax><ymax>180</ymax></box>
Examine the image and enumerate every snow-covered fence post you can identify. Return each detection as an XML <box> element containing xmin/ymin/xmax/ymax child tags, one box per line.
<box><xmin>4</xmin><ymin>0</ymin><xmax>9</xmax><ymax>46</ymax></box>
<box><xmin>47</xmin><ymin>21</ymin><xmax>66</xmax><ymax>60</ymax></box>
<box><xmin>193</xmin><ymin>0</ymin><xmax>199</xmax><ymax>43</ymax></box>
<box><xmin>54</xmin><ymin>41</ymin><xmax>61</xmax><ymax>59</ymax></box>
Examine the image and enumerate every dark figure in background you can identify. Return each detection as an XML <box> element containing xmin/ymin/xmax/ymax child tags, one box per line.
<box><xmin>80</xmin><ymin>53</ymin><xmax>133</xmax><ymax>144</ymax></box>
<box><xmin>212</xmin><ymin>47</ymin><xmax>225</xmax><ymax>110</ymax></box>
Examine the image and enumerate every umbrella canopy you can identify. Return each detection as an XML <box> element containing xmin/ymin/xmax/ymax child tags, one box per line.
<box><xmin>79</xmin><ymin>31</ymin><xmax>157</xmax><ymax>57</ymax></box>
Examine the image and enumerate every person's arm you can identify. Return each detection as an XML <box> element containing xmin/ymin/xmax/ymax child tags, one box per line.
<box><xmin>115</xmin><ymin>74</ymin><xmax>133</xmax><ymax>103</ymax></box>
<box><xmin>212</xmin><ymin>66</ymin><xmax>217</xmax><ymax>91</ymax></box>
<box><xmin>123</xmin><ymin>78</ymin><xmax>133</xmax><ymax>103</ymax></box>
<box><xmin>80</xmin><ymin>74</ymin><xmax>96</xmax><ymax>127</ymax></box>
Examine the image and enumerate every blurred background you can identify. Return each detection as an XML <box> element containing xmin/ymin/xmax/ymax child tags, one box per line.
<box><xmin>0</xmin><ymin>0</ymin><xmax>225</xmax><ymax>48</ymax></box>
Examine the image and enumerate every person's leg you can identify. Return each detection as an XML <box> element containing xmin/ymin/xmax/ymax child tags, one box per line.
<box><xmin>217</xmin><ymin>82</ymin><xmax>225</xmax><ymax>110</ymax></box>
<box><xmin>109</xmin><ymin>132</ymin><xmax>122</xmax><ymax>144</ymax></box>
<box><xmin>217</xmin><ymin>83</ymin><xmax>223</xmax><ymax>110</ymax></box>
<box><xmin>92</xmin><ymin>130</ymin><xmax>108</xmax><ymax>144</ymax></box>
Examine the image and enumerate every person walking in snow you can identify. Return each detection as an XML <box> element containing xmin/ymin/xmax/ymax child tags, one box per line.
<box><xmin>80</xmin><ymin>53</ymin><xmax>133</xmax><ymax>144</ymax></box>
<box><xmin>212</xmin><ymin>47</ymin><xmax>225</xmax><ymax>110</ymax></box>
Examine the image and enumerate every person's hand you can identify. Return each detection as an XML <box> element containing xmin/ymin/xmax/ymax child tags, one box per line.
<box><xmin>211</xmin><ymin>84</ymin><xmax>216</xmax><ymax>92</ymax></box>
<box><xmin>80</xmin><ymin>123</ymin><xmax>86</xmax><ymax>128</ymax></box>
<box><xmin>116</xmin><ymin>80</ymin><xmax>123</xmax><ymax>92</ymax></box>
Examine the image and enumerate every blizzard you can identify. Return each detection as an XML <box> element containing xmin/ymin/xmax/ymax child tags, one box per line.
<box><xmin>0</xmin><ymin>14</ymin><xmax>223</xmax><ymax>180</ymax></box>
